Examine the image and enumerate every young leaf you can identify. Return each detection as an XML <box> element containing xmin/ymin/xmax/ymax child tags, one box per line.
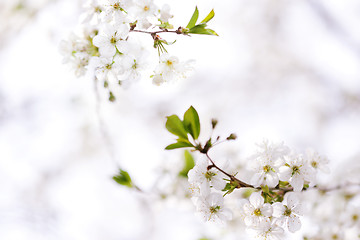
<box><xmin>183</xmin><ymin>106</ymin><xmax>201</xmax><ymax>140</ymax></box>
<box><xmin>179</xmin><ymin>150</ymin><xmax>195</xmax><ymax>177</ymax></box>
<box><xmin>166</xmin><ymin>115</ymin><xmax>188</xmax><ymax>140</ymax></box>
<box><xmin>189</xmin><ymin>25</ymin><xmax>218</xmax><ymax>36</ymax></box>
<box><xmin>113</xmin><ymin>169</ymin><xmax>133</xmax><ymax>188</ymax></box>
<box><xmin>186</xmin><ymin>6</ymin><xmax>199</xmax><ymax>29</ymax></box>
<box><xmin>165</xmin><ymin>140</ymin><xmax>194</xmax><ymax>150</ymax></box>
<box><xmin>200</xmin><ymin>9</ymin><xmax>215</xmax><ymax>24</ymax></box>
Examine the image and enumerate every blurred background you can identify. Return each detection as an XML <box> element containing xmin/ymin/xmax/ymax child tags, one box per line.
<box><xmin>1</xmin><ymin>0</ymin><xmax>360</xmax><ymax>239</ymax></box>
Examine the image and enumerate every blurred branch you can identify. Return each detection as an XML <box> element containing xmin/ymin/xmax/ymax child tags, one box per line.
<box><xmin>306</xmin><ymin>0</ymin><xmax>360</xmax><ymax>58</ymax></box>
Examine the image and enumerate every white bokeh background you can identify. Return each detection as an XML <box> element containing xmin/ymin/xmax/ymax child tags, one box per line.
<box><xmin>1</xmin><ymin>0</ymin><xmax>360</xmax><ymax>239</ymax></box>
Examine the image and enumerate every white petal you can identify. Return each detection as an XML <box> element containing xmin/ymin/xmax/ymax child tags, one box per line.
<box><xmin>289</xmin><ymin>175</ymin><xmax>304</xmax><ymax>192</ymax></box>
<box><xmin>99</xmin><ymin>44</ymin><xmax>116</xmax><ymax>58</ymax></box>
<box><xmin>265</xmin><ymin>171</ymin><xmax>279</xmax><ymax>188</ymax></box>
<box><xmin>292</xmin><ymin>203</ymin><xmax>304</xmax><ymax>216</ymax></box>
<box><xmin>218</xmin><ymin>208</ymin><xmax>233</xmax><ymax>221</ymax></box>
<box><xmin>243</xmin><ymin>203</ymin><xmax>255</xmax><ymax>215</ymax></box>
<box><xmin>279</xmin><ymin>166</ymin><xmax>291</xmax><ymax>181</ymax></box>
<box><xmin>102</xmin><ymin>24</ymin><xmax>116</xmax><ymax>37</ymax></box>
<box><xmin>249</xmin><ymin>191</ymin><xmax>264</xmax><ymax>208</ymax></box>
<box><xmin>199</xmin><ymin>181</ymin><xmax>211</xmax><ymax>196</ymax></box>
<box><xmin>272</xmin><ymin>202</ymin><xmax>285</xmax><ymax>218</ymax></box>
<box><xmin>207</xmin><ymin>192</ymin><xmax>224</xmax><ymax>206</ymax></box>
<box><xmin>269</xmin><ymin>225</ymin><xmax>284</xmax><ymax>239</ymax></box>
<box><xmin>261</xmin><ymin>203</ymin><xmax>273</xmax><ymax>217</ymax></box>
<box><xmin>287</xmin><ymin>215</ymin><xmax>301</xmax><ymax>233</ymax></box>
<box><xmin>92</xmin><ymin>35</ymin><xmax>108</xmax><ymax>48</ymax></box>
<box><xmin>115</xmin><ymin>41</ymin><xmax>130</xmax><ymax>54</ymax></box>
<box><xmin>302</xmin><ymin>165</ymin><xmax>316</xmax><ymax>183</ymax></box>
<box><xmin>244</xmin><ymin>216</ymin><xmax>258</xmax><ymax>227</ymax></box>
<box><xmin>285</xmin><ymin>192</ymin><xmax>299</xmax><ymax>209</ymax></box>
<box><xmin>187</xmin><ymin>168</ymin><xmax>197</xmax><ymax>183</ymax></box>
<box><xmin>211</xmin><ymin>175</ymin><xmax>226</xmax><ymax>190</ymax></box>
<box><xmin>251</xmin><ymin>172</ymin><xmax>265</xmax><ymax>187</ymax></box>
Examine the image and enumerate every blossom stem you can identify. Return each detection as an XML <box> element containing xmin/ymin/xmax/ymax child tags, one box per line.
<box><xmin>129</xmin><ymin>27</ymin><xmax>188</xmax><ymax>36</ymax></box>
<box><xmin>205</xmin><ymin>152</ymin><xmax>253</xmax><ymax>188</ymax></box>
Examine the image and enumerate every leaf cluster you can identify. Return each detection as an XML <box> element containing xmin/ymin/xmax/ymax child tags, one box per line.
<box><xmin>185</xmin><ymin>7</ymin><xmax>218</xmax><ymax>36</ymax></box>
<box><xmin>165</xmin><ymin>106</ymin><xmax>201</xmax><ymax>150</ymax></box>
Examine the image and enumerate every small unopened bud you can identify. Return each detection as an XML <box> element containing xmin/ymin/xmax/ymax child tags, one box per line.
<box><xmin>129</xmin><ymin>21</ymin><xmax>137</xmax><ymax>30</ymax></box>
<box><xmin>226</xmin><ymin>133</ymin><xmax>237</xmax><ymax>140</ymax></box>
<box><xmin>211</xmin><ymin>119</ymin><xmax>218</xmax><ymax>129</ymax></box>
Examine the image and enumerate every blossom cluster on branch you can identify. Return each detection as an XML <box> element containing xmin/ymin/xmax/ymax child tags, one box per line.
<box><xmin>60</xmin><ymin>0</ymin><xmax>217</xmax><ymax>101</ymax></box>
<box><xmin>163</xmin><ymin>106</ymin><xmax>354</xmax><ymax>240</ymax></box>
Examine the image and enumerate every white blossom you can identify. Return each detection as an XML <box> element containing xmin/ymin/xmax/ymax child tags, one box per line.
<box><xmin>81</xmin><ymin>0</ymin><xmax>103</xmax><ymax>23</ymax></box>
<box><xmin>279</xmin><ymin>154</ymin><xmax>315</xmax><ymax>192</ymax></box>
<box><xmin>131</xmin><ymin>0</ymin><xmax>158</xmax><ymax>20</ymax></box>
<box><xmin>272</xmin><ymin>192</ymin><xmax>303</xmax><ymax>233</ymax></box>
<box><xmin>195</xmin><ymin>193</ymin><xmax>232</xmax><ymax>223</ymax></box>
<box><xmin>100</xmin><ymin>0</ymin><xmax>131</xmax><ymax>23</ymax></box>
<box><xmin>118</xmin><ymin>52</ymin><xmax>147</xmax><ymax>86</ymax></box>
<box><xmin>71</xmin><ymin>52</ymin><xmax>90</xmax><ymax>77</ymax></box>
<box><xmin>159</xmin><ymin>4</ymin><xmax>172</xmax><ymax>22</ymax></box>
<box><xmin>251</xmin><ymin>220</ymin><xmax>284</xmax><ymax>240</ymax></box>
<box><xmin>94</xmin><ymin>56</ymin><xmax>123</xmax><ymax>82</ymax></box>
<box><xmin>188</xmin><ymin>158</ymin><xmax>226</xmax><ymax>196</ymax></box>
<box><xmin>153</xmin><ymin>53</ymin><xmax>194</xmax><ymax>85</ymax></box>
<box><xmin>242</xmin><ymin>191</ymin><xmax>273</xmax><ymax>227</ymax></box>
<box><xmin>93</xmin><ymin>24</ymin><xmax>130</xmax><ymax>58</ymax></box>
<box><xmin>248</xmin><ymin>140</ymin><xmax>289</xmax><ymax>188</ymax></box>
<box><xmin>304</xmin><ymin>148</ymin><xmax>330</xmax><ymax>174</ymax></box>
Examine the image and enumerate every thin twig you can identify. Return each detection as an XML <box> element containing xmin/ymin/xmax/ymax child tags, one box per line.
<box><xmin>205</xmin><ymin>152</ymin><xmax>253</xmax><ymax>188</ymax></box>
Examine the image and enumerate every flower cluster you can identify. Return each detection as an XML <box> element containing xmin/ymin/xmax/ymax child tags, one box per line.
<box><xmin>187</xmin><ymin>139</ymin><xmax>330</xmax><ymax>239</ymax></box>
<box><xmin>60</xmin><ymin>0</ymin><xmax>217</xmax><ymax>101</ymax></box>
<box><xmin>188</xmin><ymin>158</ymin><xmax>232</xmax><ymax>223</ymax></box>
<box><xmin>301</xmin><ymin>184</ymin><xmax>360</xmax><ymax>240</ymax></box>
<box><xmin>164</xmin><ymin>106</ymin><xmax>334</xmax><ymax>239</ymax></box>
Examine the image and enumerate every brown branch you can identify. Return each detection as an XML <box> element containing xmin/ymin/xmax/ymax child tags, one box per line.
<box><xmin>205</xmin><ymin>152</ymin><xmax>253</xmax><ymax>188</ymax></box>
<box><xmin>129</xmin><ymin>27</ymin><xmax>189</xmax><ymax>37</ymax></box>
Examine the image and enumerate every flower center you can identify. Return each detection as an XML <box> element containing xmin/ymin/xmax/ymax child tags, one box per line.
<box><xmin>95</xmin><ymin>6</ymin><xmax>102</xmax><ymax>13</ymax></box>
<box><xmin>113</xmin><ymin>2</ymin><xmax>121</xmax><ymax>10</ymax></box>
<box><xmin>292</xmin><ymin>165</ymin><xmax>300</xmax><ymax>175</ymax></box>
<box><xmin>110</xmin><ymin>36</ymin><xmax>117</xmax><ymax>44</ymax></box>
<box><xmin>144</xmin><ymin>6</ymin><xmax>149</xmax><ymax>11</ymax></box>
<box><xmin>311</xmin><ymin>161</ymin><xmax>318</xmax><ymax>168</ymax></box>
<box><xmin>105</xmin><ymin>64</ymin><xmax>112</xmax><ymax>70</ymax></box>
<box><xmin>132</xmin><ymin>60</ymin><xmax>138</xmax><ymax>69</ymax></box>
<box><xmin>284</xmin><ymin>206</ymin><xmax>292</xmax><ymax>216</ymax></box>
<box><xmin>331</xmin><ymin>234</ymin><xmax>339</xmax><ymax>239</ymax></box>
<box><xmin>254</xmin><ymin>208</ymin><xmax>262</xmax><ymax>216</ymax></box>
<box><xmin>205</xmin><ymin>171</ymin><xmax>216</xmax><ymax>181</ymax></box>
<box><xmin>166</xmin><ymin>60</ymin><xmax>173</xmax><ymax>66</ymax></box>
<box><xmin>352</xmin><ymin>214</ymin><xmax>359</xmax><ymax>222</ymax></box>
<box><xmin>263</xmin><ymin>165</ymin><xmax>271</xmax><ymax>173</ymax></box>
<box><xmin>210</xmin><ymin>205</ymin><xmax>220</xmax><ymax>213</ymax></box>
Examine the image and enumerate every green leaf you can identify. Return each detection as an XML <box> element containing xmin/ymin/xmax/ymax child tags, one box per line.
<box><xmin>113</xmin><ymin>169</ymin><xmax>133</xmax><ymax>188</ymax></box>
<box><xmin>183</xmin><ymin>106</ymin><xmax>201</xmax><ymax>140</ymax></box>
<box><xmin>204</xmin><ymin>29</ymin><xmax>219</xmax><ymax>36</ymax></box>
<box><xmin>186</xmin><ymin>6</ymin><xmax>199</xmax><ymax>29</ymax></box>
<box><xmin>188</xmin><ymin>24</ymin><xmax>218</xmax><ymax>36</ymax></box>
<box><xmin>200</xmin><ymin>9</ymin><xmax>215</xmax><ymax>24</ymax></box>
<box><xmin>166</xmin><ymin>115</ymin><xmax>188</xmax><ymax>140</ymax></box>
<box><xmin>179</xmin><ymin>150</ymin><xmax>195</xmax><ymax>177</ymax></box>
<box><xmin>165</xmin><ymin>140</ymin><xmax>194</xmax><ymax>150</ymax></box>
